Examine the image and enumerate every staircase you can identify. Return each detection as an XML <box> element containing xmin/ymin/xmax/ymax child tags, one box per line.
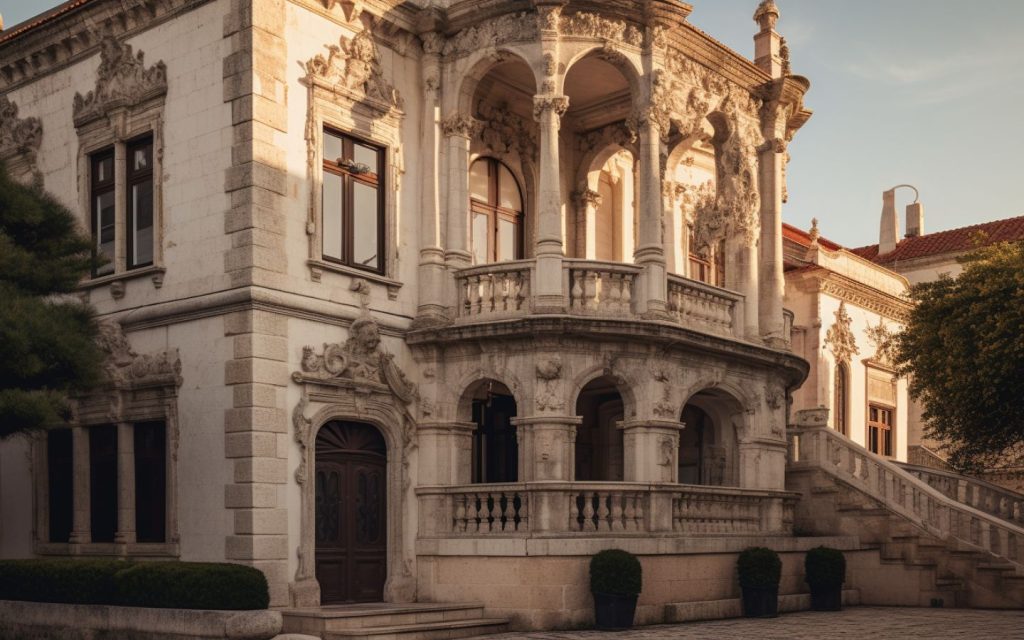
<box><xmin>787</xmin><ymin>425</ymin><xmax>1024</xmax><ymax>609</ymax></box>
<box><xmin>896</xmin><ymin>461</ymin><xmax>1024</xmax><ymax>526</ymax></box>
<box><xmin>280</xmin><ymin>602</ymin><xmax>509</xmax><ymax>640</ymax></box>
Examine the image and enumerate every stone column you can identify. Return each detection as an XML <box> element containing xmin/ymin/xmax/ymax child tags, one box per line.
<box><xmin>513</xmin><ymin>416</ymin><xmax>581</xmax><ymax>482</ymax></box>
<box><xmin>738</xmin><ymin>439</ymin><xmax>789</xmax><ymax>490</ymax></box>
<box><xmin>729</xmin><ymin>233</ymin><xmax>761</xmax><ymax>339</ymax></box>
<box><xmin>442</xmin><ymin>115</ymin><xmax>480</xmax><ymax>270</ymax></box>
<box><xmin>573</xmin><ymin>189</ymin><xmax>602</xmax><ymax>259</ymax></box>
<box><xmin>758</xmin><ymin>135</ymin><xmax>786</xmax><ymax>344</ymax></box>
<box><xmin>416</xmin><ymin>32</ymin><xmax>448</xmax><ymax>324</ymax></box>
<box><xmin>532</xmin><ymin>95</ymin><xmax>569</xmax><ymax>313</ymax></box>
<box><xmin>417</xmin><ymin>422</ymin><xmax>476</xmax><ymax>486</ymax></box>
<box><xmin>69</xmin><ymin>427</ymin><xmax>90</xmax><ymax>545</ymax></box>
<box><xmin>114</xmin><ymin>422</ymin><xmax>136</xmax><ymax>545</ymax></box>
<box><xmin>619</xmin><ymin>420</ymin><xmax>684</xmax><ymax>483</ymax></box>
<box><xmin>634</xmin><ymin>119</ymin><xmax>667</xmax><ymax>316</ymax></box>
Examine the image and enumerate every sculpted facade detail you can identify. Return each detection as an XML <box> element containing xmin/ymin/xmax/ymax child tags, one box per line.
<box><xmin>559</xmin><ymin>12</ymin><xmax>643</xmax><ymax>47</ymax></box>
<box><xmin>866</xmin><ymin>318</ymin><xmax>897</xmax><ymax>367</ymax></box>
<box><xmin>95</xmin><ymin>321</ymin><xmax>182</xmax><ymax>389</ymax></box>
<box><xmin>535</xmin><ymin>358</ymin><xmax>564</xmax><ymax>413</ymax></box>
<box><xmin>825</xmin><ymin>302</ymin><xmax>859</xmax><ymax>364</ymax></box>
<box><xmin>441</xmin><ymin>114</ymin><xmax>483</xmax><ymax>139</ymax></box>
<box><xmin>0</xmin><ymin>95</ymin><xmax>43</xmax><ymax>182</ymax></box>
<box><xmin>304</xmin><ymin>29</ymin><xmax>403</xmax><ymax>112</ymax></box>
<box><xmin>442</xmin><ymin>13</ymin><xmax>539</xmax><ymax>58</ymax></box>
<box><xmin>477</xmin><ymin>103</ymin><xmax>538</xmax><ymax>159</ymax></box>
<box><xmin>73</xmin><ymin>36</ymin><xmax>167</xmax><ymax>128</ymax></box>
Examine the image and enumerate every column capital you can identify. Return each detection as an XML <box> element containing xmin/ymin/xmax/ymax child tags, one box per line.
<box><xmin>572</xmin><ymin>188</ymin><xmax>603</xmax><ymax>209</ymax></box>
<box><xmin>441</xmin><ymin>113</ymin><xmax>482</xmax><ymax>139</ymax></box>
<box><xmin>617</xmin><ymin>419</ymin><xmax>685</xmax><ymax>432</ymax></box>
<box><xmin>533</xmin><ymin>95</ymin><xmax>569</xmax><ymax>122</ymax></box>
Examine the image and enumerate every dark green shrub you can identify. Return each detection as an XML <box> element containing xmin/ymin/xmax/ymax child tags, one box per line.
<box><xmin>737</xmin><ymin>547</ymin><xmax>782</xmax><ymax>589</ymax></box>
<box><xmin>804</xmin><ymin>546</ymin><xmax>846</xmax><ymax>590</ymax></box>
<box><xmin>590</xmin><ymin>549</ymin><xmax>642</xmax><ymax>597</ymax></box>
<box><xmin>0</xmin><ymin>560</ymin><xmax>268</xmax><ymax>610</ymax></box>
<box><xmin>0</xmin><ymin>559</ymin><xmax>127</xmax><ymax>605</ymax></box>
<box><xmin>116</xmin><ymin>562</ymin><xmax>269</xmax><ymax>610</ymax></box>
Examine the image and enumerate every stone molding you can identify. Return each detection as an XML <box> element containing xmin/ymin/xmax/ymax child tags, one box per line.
<box><xmin>0</xmin><ymin>94</ymin><xmax>42</xmax><ymax>183</ymax></box>
<box><xmin>441</xmin><ymin>12</ymin><xmax>539</xmax><ymax>59</ymax></box>
<box><xmin>302</xmin><ymin>28</ymin><xmax>404</xmax><ymax>115</ymax></box>
<box><xmin>817</xmin><ymin>273</ymin><xmax>912</xmax><ymax>321</ymax></box>
<box><xmin>824</xmin><ymin>301</ymin><xmax>858</xmax><ymax>365</ymax></box>
<box><xmin>73</xmin><ymin>36</ymin><xmax>167</xmax><ymax>129</ymax></box>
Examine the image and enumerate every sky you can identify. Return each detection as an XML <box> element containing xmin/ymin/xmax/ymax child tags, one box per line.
<box><xmin>2</xmin><ymin>0</ymin><xmax>1023</xmax><ymax>248</ymax></box>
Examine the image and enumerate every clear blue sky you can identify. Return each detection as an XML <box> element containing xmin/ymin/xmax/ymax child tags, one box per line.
<box><xmin>3</xmin><ymin>0</ymin><xmax>1023</xmax><ymax>247</ymax></box>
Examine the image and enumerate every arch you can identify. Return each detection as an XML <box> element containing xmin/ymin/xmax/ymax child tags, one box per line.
<box><xmin>451</xmin><ymin>48</ymin><xmax>539</xmax><ymax>117</ymax></box>
<box><xmin>467</xmin><ymin>156</ymin><xmax>526</xmax><ymax>264</ymax></box>
<box><xmin>678</xmin><ymin>387</ymin><xmax>746</xmax><ymax>487</ymax></box>
<box><xmin>454</xmin><ymin>373</ymin><xmax>522</xmax><ymax>422</ymax></box>
<box><xmin>561</xmin><ymin>46</ymin><xmax>643</xmax><ymax>102</ymax></box>
<box><xmin>574</xmin><ymin>375</ymin><xmax>626</xmax><ymax>481</ymax></box>
<box><xmin>459</xmin><ymin>379</ymin><xmax>519</xmax><ymax>484</ymax></box>
<box><xmin>569</xmin><ymin>366</ymin><xmax>638</xmax><ymax>420</ymax></box>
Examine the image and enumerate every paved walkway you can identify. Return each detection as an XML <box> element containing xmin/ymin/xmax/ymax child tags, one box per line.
<box><xmin>470</xmin><ymin>607</ymin><xmax>1024</xmax><ymax>639</ymax></box>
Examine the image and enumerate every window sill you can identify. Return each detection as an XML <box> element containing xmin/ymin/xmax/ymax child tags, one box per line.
<box><xmin>34</xmin><ymin>541</ymin><xmax>180</xmax><ymax>557</ymax></box>
<box><xmin>79</xmin><ymin>265</ymin><xmax>166</xmax><ymax>300</ymax></box>
<box><xmin>308</xmin><ymin>259</ymin><xmax>401</xmax><ymax>300</ymax></box>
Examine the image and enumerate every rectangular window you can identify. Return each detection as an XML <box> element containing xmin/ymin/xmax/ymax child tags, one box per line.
<box><xmin>321</xmin><ymin>129</ymin><xmax>384</xmax><ymax>273</ymax></box>
<box><xmin>134</xmin><ymin>421</ymin><xmax>166</xmax><ymax>543</ymax></box>
<box><xmin>126</xmin><ymin>136</ymin><xmax>154</xmax><ymax>269</ymax></box>
<box><xmin>91</xmin><ymin>149</ymin><xmax>116</xmax><ymax>277</ymax></box>
<box><xmin>89</xmin><ymin>425</ymin><xmax>118</xmax><ymax>543</ymax></box>
<box><xmin>47</xmin><ymin>429</ymin><xmax>74</xmax><ymax>543</ymax></box>
<box><xmin>867</xmin><ymin>404</ymin><xmax>894</xmax><ymax>458</ymax></box>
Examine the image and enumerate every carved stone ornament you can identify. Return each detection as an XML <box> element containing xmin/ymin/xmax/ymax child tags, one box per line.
<box><xmin>477</xmin><ymin>103</ymin><xmax>537</xmax><ymax>159</ymax></box>
<box><xmin>560</xmin><ymin>11</ymin><xmax>643</xmax><ymax>47</ymax></box>
<box><xmin>824</xmin><ymin>302</ymin><xmax>859</xmax><ymax>364</ymax></box>
<box><xmin>0</xmin><ymin>95</ymin><xmax>43</xmax><ymax>182</ymax></box>
<box><xmin>533</xmin><ymin>95</ymin><xmax>569</xmax><ymax>122</ymax></box>
<box><xmin>297</xmin><ymin>316</ymin><xmax>417</xmax><ymax>405</ymax></box>
<box><xmin>304</xmin><ymin>29</ymin><xmax>403</xmax><ymax>113</ymax></box>
<box><xmin>866</xmin><ymin>318</ymin><xmax>897</xmax><ymax>367</ymax></box>
<box><xmin>441</xmin><ymin>114</ymin><xmax>483</xmax><ymax>139</ymax></box>
<box><xmin>535</xmin><ymin>358</ymin><xmax>564</xmax><ymax>413</ymax></box>
<box><xmin>442</xmin><ymin>13</ymin><xmax>539</xmax><ymax>58</ymax></box>
<box><xmin>73</xmin><ymin>36</ymin><xmax>167</xmax><ymax>128</ymax></box>
<box><xmin>754</xmin><ymin>0</ymin><xmax>781</xmax><ymax>30</ymax></box>
<box><xmin>323</xmin><ymin>0</ymin><xmax>362</xmax><ymax>22</ymax></box>
<box><xmin>652</xmin><ymin>369</ymin><xmax>676</xmax><ymax>419</ymax></box>
<box><xmin>95</xmin><ymin>320</ymin><xmax>182</xmax><ymax>389</ymax></box>
<box><xmin>573</xmin><ymin>188</ymin><xmax>603</xmax><ymax>210</ymax></box>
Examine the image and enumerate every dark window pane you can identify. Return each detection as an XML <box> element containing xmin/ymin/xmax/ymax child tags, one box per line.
<box><xmin>89</xmin><ymin>426</ymin><xmax>118</xmax><ymax>543</ymax></box>
<box><xmin>131</xmin><ymin>145</ymin><xmax>151</xmax><ymax>173</ymax></box>
<box><xmin>47</xmin><ymin>429</ymin><xmax>73</xmax><ymax>543</ymax></box>
<box><xmin>323</xmin><ymin>172</ymin><xmax>343</xmax><ymax>260</ymax></box>
<box><xmin>134</xmin><ymin>422</ymin><xmax>166</xmax><ymax>543</ymax></box>
<box><xmin>352</xmin><ymin>181</ymin><xmax>379</xmax><ymax>269</ymax></box>
<box><xmin>130</xmin><ymin>179</ymin><xmax>154</xmax><ymax>268</ymax></box>
<box><xmin>97</xmin><ymin>156</ymin><xmax>113</xmax><ymax>184</ymax></box>
<box><xmin>324</xmin><ymin>132</ymin><xmax>343</xmax><ymax>164</ymax></box>
<box><xmin>353</xmin><ymin>144</ymin><xmax>378</xmax><ymax>176</ymax></box>
<box><xmin>95</xmin><ymin>191</ymin><xmax>115</xmax><ymax>276</ymax></box>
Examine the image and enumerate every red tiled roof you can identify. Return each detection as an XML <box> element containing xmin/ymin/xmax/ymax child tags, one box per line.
<box><xmin>850</xmin><ymin>215</ymin><xmax>1024</xmax><ymax>264</ymax></box>
<box><xmin>782</xmin><ymin>223</ymin><xmax>844</xmax><ymax>251</ymax></box>
<box><xmin>0</xmin><ymin>1</ymin><xmax>92</xmax><ymax>45</ymax></box>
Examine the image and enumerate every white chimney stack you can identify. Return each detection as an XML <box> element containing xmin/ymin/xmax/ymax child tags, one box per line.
<box><xmin>879</xmin><ymin>189</ymin><xmax>899</xmax><ymax>254</ymax></box>
<box><xmin>905</xmin><ymin>202</ymin><xmax>924</xmax><ymax>238</ymax></box>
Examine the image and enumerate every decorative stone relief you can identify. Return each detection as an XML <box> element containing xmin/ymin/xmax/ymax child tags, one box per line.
<box><xmin>441</xmin><ymin>114</ymin><xmax>483</xmax><ymax>139</ymax></box>
<box><xmin>73</xmin><ymin>36</ymin><xmax>167</xmax><ymax>128</ymax></box>
<box><xmin>442</xmin><ymin>13</ymin><xmax>539</xmax><ymax>58</ymax></box>
<box><xmin>538</xmin><ymin>5</ymin><xmax>562</xmax><ymax>33</ymax></box>
<box><xmin>477</xmin><ymin>103</ymin><xmax>537</xmax><ymax>159</ymax></box>
<box><xmin>322</xmin><ymin>0</ymin><xmax>362</xmax><ymax>22</ymax></box>
<box><xmin>577</xmin><ymin>121</ymin><xmax>637</xmax><ymax>158</ymax></box>
<box><xmin>532</xmin><ymin>95</ymin><xmax>570</xmax><ymax>121</ymax></box>
<box><xmin>572</xmin><ymin>188</ymin><xmax>603</xmax><ymax>210</ymax></box>
<box><xmin>652</xmin><ymin>369</ymin><xmax>676</xmax><ymax>419</ymax></box>
<box><xmin>303</xmin><ymin>29</ymin><xmax>403</xmax><ymax>113</ymax></box>
<box><xmin>535</xmin><ymin>358</ymin><xmax>564</xmax><ymax>413</ymax></box>
<box><xmin>0</xmin><ymin>95</ymin><xmax>43</xmax><ymax>182</ymax></box>
<box><xmin>658</xmin><ymin>436</ymin><xmax>676</xmax><ymax>467</ymax></box>
<box><xmin>560</xmin><ymin>12</ymin><xmax>643</xmax><ymax>47</ymax></box>
<box><xmin>824</xmin><ymin>302</ymin><xmax>859</xmax><ymax>364</ymax></box>
<box><xmin>866</xmin><ymin>318</ymin><xmax>897</xmax><ymax>367</ymax></box>
<box><xmin>818</xmin><ymin>277</ymin><xmax>911</xmax><ymax>321</ymax></box>
<box><xmin>95</xmin><ymin>320</ymin><xmax>182</xmax><ymax>389</ymax></box>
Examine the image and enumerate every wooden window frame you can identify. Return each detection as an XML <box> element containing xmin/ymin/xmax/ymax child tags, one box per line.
<box><xmin>835</xmin><ymin>362</ymin><xmax>849</xmax><ymax>436</ymax></box>
<box><xmin>90</xmin><ymin>148</ymin><xmax>116</xmax><ymax>278</ymax></box>
<box><xmin>867</xmin><ymin>403</ymin><xmax>895</xmax><ymax>458</ymax></box>
<box><xmin>321</xmin><ymin>128</ymin><xmax>386</xmax><ymax>275</ymax></box>
<box><xmin>125</xmin><ymin>135</ymin><xmax>154</xmax><ymax>271</ymax></box>
<box><xmin>688</xmin><ymin>240</ymin><xmax>725</xmax><ymax>288</ymax></box>
<box><xmin>469</xmin><ymin>157</ymin><xmax>524</xmax><ymax>265</ymax></box>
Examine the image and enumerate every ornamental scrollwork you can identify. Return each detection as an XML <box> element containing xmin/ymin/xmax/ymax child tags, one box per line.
<box><xmin>303</xmin><ymin>29</ymin><xmax>403</xmax><ymax>112</ymax></box>
<box><xmin>95</xmin><ymin>320</ymin><xmax>182</xmax><ymax>389</ymax></box>
<box><xmin>441</xmin><ymin>114</ymin><xmax>483</xmax><ymax>139</ymax></box>
<box><xmin>73</xmin><ymin>36</ymin><xmax>167</xmax><ymax>128</ymax></box>
<box><xmin>442</xmin><ymin>13</ymin><xmax>539</xmax><ymax>58</ymax></box>
<box><xmin>532</xmin><ymin>95</ymin><xmax>569</xmax><ymax>122</ymax></box>
<box><xmin>535</xmin><ymin>358</ymin><xmax>564</xmax><ymax>413</ymax></box>
<box><xmin>559</xmin><ymin>11</ymin><xmax>643</xmax><ymax>47</ymax></box>
<box><xmin>0</xmin><ymin>95</ymin><xmax>43</xmax><ymax>182</ymax></box>
<box><xmin>866</xmin><ymin>318</ymin><xmax>897</xmax><ymax>367</ymax></box>
<box><xmin>824</xmin><ymin>302</ymin><xmax>859</xmax><ymax>365</ymax></box>
<box><xmin>477</xmin><ymin>103</ymin><xmax>537</xmax><ymax>159</ymax></box>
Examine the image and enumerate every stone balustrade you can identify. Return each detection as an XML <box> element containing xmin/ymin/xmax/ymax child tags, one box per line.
<box><xmin>564</xmin><ymin>260</ymin><xmax>641</xmax><ymax>316</ymax></box>
<box><xmin>788</xmin><ymin>426</ymin><xmax>1024</xmax><ymax>567</ymax></box>
<box><xmin>417</xmin><ymin>482</ymin><xmax>796</xmax><ymax>538</ymax></box>
<box><xmin>666</xmin><ymin>275</ymin><xmax>742</xmax><ymax>338</ymax></box>
<box><xmin>897</xmin><ymin>462</ymin><xmax>1024</xmax><ymax>526</ymax></box>
<box><xmin>455</xmin><ymin>261</ymin><xmax>532</xmax><ymax>321</ymax></box>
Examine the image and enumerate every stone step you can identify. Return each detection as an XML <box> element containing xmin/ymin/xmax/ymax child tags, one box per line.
<box><xmin>664</xmin><ymin>589</ymin><xmax>861</xmax><ymax>623</ymax></box>
<box><xmin>323</xmin><ymin>617</ymin><xmax>510</xmax><ymax>640</ymax></box>
<box><xmin>282</xmin><ymin>602</ymin><xmax>488</xmax><ymax>635</ymax></box>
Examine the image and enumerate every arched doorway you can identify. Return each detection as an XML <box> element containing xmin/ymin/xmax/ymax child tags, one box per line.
<box><xmin>315</xmin><ymin>421</ymin><xmax>387</xmax><ymax>604</ymax></box>
<box><xmin>575</xmin><ymin>376</ymin><xmax>625</xmax><ymax>481</ymax></box>
<box><xmin>468</xmin><ymin>380</ymin><xmax>518</xmax><ymax>483</ymax></box>
<box><xmin>679</xmin><ymin>390</ymin><xmax>741</xmax><ymax>486</ymax></box>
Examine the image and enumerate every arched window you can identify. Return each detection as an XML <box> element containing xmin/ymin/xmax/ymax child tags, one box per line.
<box><xmin>689</xmin><ymin>239</ymin><xmax>725</xmax><ymax>288</ymax></box>
<box><xmin>834</xmin><ymin>362</ymin><xmax>849</xmax><ymax>436</ymax></box>
<box><xmin>469</xmin><ymin>158</ymin><xmax>524</xmax><ymax>264</ymax></box>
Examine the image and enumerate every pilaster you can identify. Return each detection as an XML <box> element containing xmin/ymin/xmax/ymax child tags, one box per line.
<box><xmin>417</xmin><ymin>422</ymin><xmax>476</xmax><ymax>486</ymax></box>
<box><xmin>619</xmin><ymin>419</ymin><xmax>684</xmax><ymax>483</ymax></box>
<box><xmin>416</xmin><ymin>30</ymin><xmax>448</xmax><ymax>324</ymax></box>
<box><xmin>532</xmin><ymin>95</ymin><xmax>569</xmax><ymax>313</ymax></box>
<box><xmin>512</xmin><ymin>416</ymin><xmax>581</xmax><ymax>481</ymax></box>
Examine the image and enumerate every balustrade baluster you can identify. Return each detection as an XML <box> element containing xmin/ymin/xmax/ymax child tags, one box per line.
<box><xmin>596</xmin><ymin>492</ymin><xmax>611</xmax><ymax>532</ymax></box>
<box><xmin>585</xmin><ymin>272</ymin><xmax>599</xmax><ymax>311</ymax></box>
<box><xmin>519</xmin><ymin>494</ymin><xmax>529</xmax><ymax>532</ymax></box>
<box><xmin>503</xmin><ymin>492</ymin><xmax>516</xmax><ymax>532</ymax></box>
<box><xmin>583</xmin><ymin>492</ymin><xmax>597</xmax><ymax>532</ymax></box>
<box><xmin>569</xmin><ymin>491</ymin><xmax>580</xmax><ymax>531</ymax></box>
<box><xmin>465</xmin><ymin>494</ymin><xmax>480</xmax><ymax>534</ymax></box>
<box><xmin>608</xmin><ymin>274</ymin><xmax>622</xmax><ymax>313</ymax></box>
<box><xmin>454</xmin><ymin>494</ymin><xmax>467</xmax><ymax>533</ymax></box>
<box><xmin>671</xmin><ymin>495</ymin><xmax>682</xmax><ymax>532</ymax></box>
<box><xmin>610</xmin><ymin>492</ymin><xmax>624</xmax><ymax>532</ymax></box>
<box><xmin>622</xmin><ymin>275</ymin><xmax>633</xmax><ymax>312</ymax></box>
<box><xmin>571</xmin><ymin>271</ymin><xmax>584</xmax><ymax>310</ymax></box>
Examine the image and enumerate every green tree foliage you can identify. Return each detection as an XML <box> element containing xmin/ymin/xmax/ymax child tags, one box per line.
<box><xmin>895</xmin><ymin>240</ymin><xmax>1024</xmax><ymax>471</ymax></box>
<box><xmin>0</xmin><ymin>166</ymin><xmax>103</xmax><ymax>438</ymax></box>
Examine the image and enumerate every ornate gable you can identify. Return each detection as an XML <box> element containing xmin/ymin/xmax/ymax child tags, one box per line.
<box><xmin>824</xmin><ymin>302</ymin><xmax>859</xmax><ymax>364</ymax></box>
<box><xmin>73</xmin><ymin>36</ymin><xmax>168</xmax><ymax>128</ymax></box>
<box><xmin>303</xmin><ymin>29</ymin><xmax>403</xmax><ymax>114</ymax></box>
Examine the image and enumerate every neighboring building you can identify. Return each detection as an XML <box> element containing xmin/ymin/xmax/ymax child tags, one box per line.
<box><xmin>0</xmin><ymin>0</ymin><xmax>816</xmax><ymax>627</ymax></box>
<box><xmin>784</xmin><ymin>221</ymin><xmax>912</xmax><ymax>462</ymax></box>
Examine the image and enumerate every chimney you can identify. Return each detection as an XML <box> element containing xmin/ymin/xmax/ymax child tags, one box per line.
<box><xmin>879</xmin><ymin>189</ymin><xmax>899</xmax><ymax>255</ymax></box>
<box><xmin>905</xmin><ymin>202</ymin><xmax>924</xmax><ymax>238</ymax></box>
<box><xmin>753</xmin><ymin>0</ymin><xmax>784</xmax><ymax>78</ymax></box>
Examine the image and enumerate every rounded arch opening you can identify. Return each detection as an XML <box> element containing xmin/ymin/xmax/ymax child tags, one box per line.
<box><xmin>665</xmin><ymin>117</ymin><xmax>723</xmax><ymax>282</ymax></box>
<box><xmin>461</xmin><ymin>379</ymin><xmax>518</xmax><ymax>484</ymax></box>
<box><xmin>574</xmin><ymin>375</ymin><xmax>625</xmax><ymax>481</ymax></box>
<box><xmin>469</xmin><ymin>156</ymin><xmax>525</xmax><ymax>264</ymax></box>
<box><xmin>679</xmin><ymin>389</ymin><xmax>743</xmax><ymax>487</ymax></box>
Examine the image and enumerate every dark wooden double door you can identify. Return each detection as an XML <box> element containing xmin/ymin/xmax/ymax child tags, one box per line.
<box><xmin>315</xmin><ymin>421</ymin><xmax>387</xmax><ymax>604</ymax></box>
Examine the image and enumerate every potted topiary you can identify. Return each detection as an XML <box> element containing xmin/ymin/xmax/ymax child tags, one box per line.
<box><xmin>737</xmin><ymin>546</ymin><xmax>781</xmax><ymax>618</ymax></box>
<box><xmin>590</xmin><ymin>548</ymin><xmax>642</xmax><ymax>630</ymax></box>
<box><xmin>804</xmin><ymin>546</ymin><xmax>846</xmax><ymax>611</ymax></box>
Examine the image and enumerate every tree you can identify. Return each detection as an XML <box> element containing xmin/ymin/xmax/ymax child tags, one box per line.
<box><xmin>895</xmin><ymin>240</ymin><xmax>1024</xmax><ymax>472</ymax></box>
<box><xmin>0</xmin><ymin>165</ymin><xmax>104</xmax><ymax>438</ymax></box>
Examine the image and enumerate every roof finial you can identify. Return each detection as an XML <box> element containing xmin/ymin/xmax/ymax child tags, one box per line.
<box><xmin>754</xmin><ymin>0</ymin><xmax>780</xmax><ymax>32</ymax></box>
<box><xmin>808</xmin><ymin>218</ymin><xmax>820</xmax><ymax>244</ymax></box>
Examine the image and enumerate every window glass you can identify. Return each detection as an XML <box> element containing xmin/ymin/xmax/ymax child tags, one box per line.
<box><xmin>324</xmin><ymin>132</ymin><xmax>343</xmax><ymax>164</ymax></box>
<box><xmin>472</xmin><ymin>213</ymin><xmax>489</xmax><ymax>265</ymax></box>
<box><xmin>131</xmin><ymin>180</ymin><xmax>154</xmax><ymax>267</ymax></box>
<box><xmin>96</xmin><ymin>156</ymin><xmax>113</xmax><ymax>184</ymax></box>
<box><xmin>132</xmin><ymin>146</ymin><xmax>150</xmax><ymax>172</ymax></box>
<box><xmin>322</xmin><ymin>172</ymin><xmax>343</xmax><ymax>261</ymax></box>
<box><xmin>469</xmin><ymin>160</ymin><xmax>490</xmax><ymax>202</ymax></box>
<box><xmin>352</xmin><ymin>182</ymin><xmax>380</xmax><ymax>269</ymax></box>
<box><xmin>95</xmin><ymin>192</ymin><xmax>116</xmax><ymax>276</ymax></box>
<box><xmin>135</xmin><ymin>422</ymin><xmax>166</xmax><ymax>543</ymax></box>
<box><xmin>47</xmin><ymin>430</ymin><xmax>74</xmax><ymax>543</ymax></box>
<box><xmin>498</xmin><ymin>218</ymin><xmax>516</xmax><ymax>263</ymax></box>
<box><xmin>353</xmin><ymin>144</ymin><xmax>378</xmax><ymax>176</ymax></box>
<box><xmin>89</xmin><ymin>426</ymin><xmax>118</xmax><ymax>543</ymax></box>
<box><xmin>498</xmin><ymin>164</ymin><xmax>521</xmax><ymax>211</ymax></box>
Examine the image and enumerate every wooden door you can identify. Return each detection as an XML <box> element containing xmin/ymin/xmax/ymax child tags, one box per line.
<box><xmin>315</xmin><ymin>422</ymin><xmax>387</xmax><ymax>604</ymax></box>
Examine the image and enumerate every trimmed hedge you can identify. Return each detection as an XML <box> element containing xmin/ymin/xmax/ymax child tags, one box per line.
<box><xmin>804</xmin><ymin>546</ymin><xmax>846</xmax><ymax>590</ymax></box>
<box><xmin>0</xmin><ymin>560</ymin><xmax>269</xmax><ymax>610</ymax></box>
<box><xmin>737</xmin><ymin>546</ymin><xmax>782</xmax><ymax>589</ymax></box>
<box><xmin>590</xmin><ymin>548</ymin><xmax>643</xmax><ymax>597</ymax></box>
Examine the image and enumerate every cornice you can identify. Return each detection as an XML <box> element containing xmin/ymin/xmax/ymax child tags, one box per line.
<box><xmin>0</xmin><ymin>0</ymin><xmax>215</xmax><ymax>94</ymax></box>
<box><xmin>800</xmin><ymin>269</ymin><xmax>913</xmax><ymax>321</ymax></box>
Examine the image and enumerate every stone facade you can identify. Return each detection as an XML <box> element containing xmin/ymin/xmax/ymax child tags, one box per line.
<box><xmin>0</xmin><ymin>0</ymin><xmax>814</xmax><ymax>623</ymax></box>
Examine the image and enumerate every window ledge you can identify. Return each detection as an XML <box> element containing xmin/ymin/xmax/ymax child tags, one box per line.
<box><xmin>79</xmin><ymin>265</ymin><xmax>166</xmax><ymax>299</ymax></box>
<box><xmin>34</xmin><ymin>541</ymin><xmax>180</xmax><ymax>557</ymax></box>
<box><xmin>307</xmin><ymin>259</ymin><xmax>402</xmax><ymax>300</ymax></box>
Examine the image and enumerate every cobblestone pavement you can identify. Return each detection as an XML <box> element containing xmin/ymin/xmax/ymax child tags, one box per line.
<box><xmin>469</xmin><ymin>607</ymin><xmax>1024</xmax><ymax>639</ymax></box>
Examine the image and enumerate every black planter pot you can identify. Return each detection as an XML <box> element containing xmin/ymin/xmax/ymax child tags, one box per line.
<box><xmin>741</xmin><ymin>585</ymin><xmax>779</xmax><ymax>618</ymax></box>
<box><xmin>593</xmin><ymin>591</ymin><xmax>638</xmax><ymax>630</ymax></box>
<box><xmin>810</xmin><ymin>585</ymin><xmax>843</xmax><ymax>611</ymax></box>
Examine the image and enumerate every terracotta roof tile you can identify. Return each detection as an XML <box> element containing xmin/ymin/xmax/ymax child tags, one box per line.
<box><xmin>782</xmin><ymin>222</ymin><xmax>843</xmax><ymax>251</ymax></box>
<box><xmin>851</xmin><ymin>215</ymin><xmax>1024</xmax><ymax>264</ymax></box>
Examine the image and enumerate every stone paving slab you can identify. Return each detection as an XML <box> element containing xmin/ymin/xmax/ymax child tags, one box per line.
<box><xmin>468</xmin><ymin>607</ymin><xmax>1024</xmax><ymax>639</ymax></box>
